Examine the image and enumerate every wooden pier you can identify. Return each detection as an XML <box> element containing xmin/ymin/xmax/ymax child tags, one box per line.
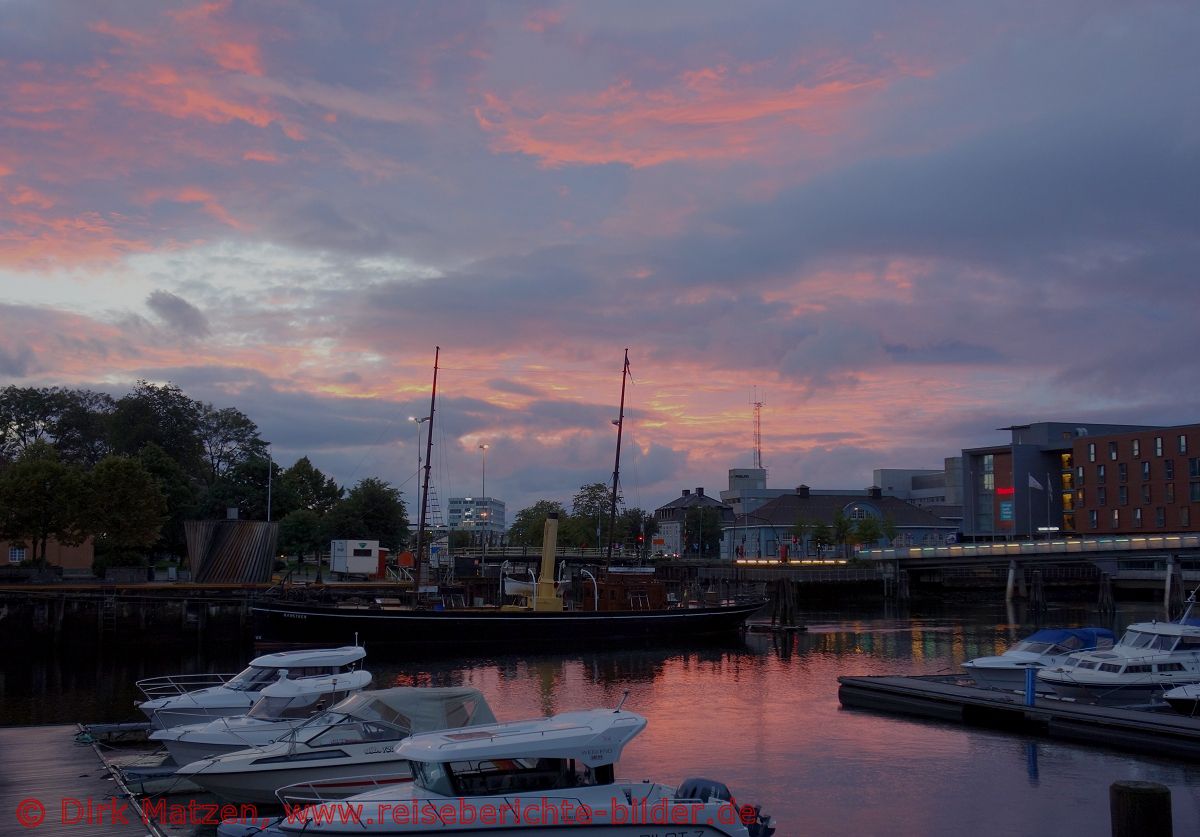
<box><xmin>0</xmin><ymin>724</ymin><xmax>150</xmax><ymax>835</ymax></box>
<box><xmin>838</xmin><ymin>674</ymin><xmax>1200</xmax><ymax>760</ymax></box>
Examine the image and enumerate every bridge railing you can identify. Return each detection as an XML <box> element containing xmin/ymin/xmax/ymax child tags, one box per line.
<box><xmin>859</xmin><ymin>533</ymin><xmax>1200</xmax><ymax>562</ymax></box>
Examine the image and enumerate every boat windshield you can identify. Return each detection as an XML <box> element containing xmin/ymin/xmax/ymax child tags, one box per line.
<box><xmin>1119</xmin><ymin>630</ymin><xmax>1178</xmax><ymax>652</ymax></box>
<box><xmin>1012</xmin><ymin>641</ymin><xmax>1056</xmax><ymax>654</ymax></box>
<box><xmin>246</xmin><ymin>690</ymin><xmax>350</xmax><ymax>721</ymax></box>
<box><xmin>225</xmin><ymin>666</ymin><xmax>284</xmax><ymax>692</ymax></box>
<box><xmin>410</xmin><ymin>757</ymin><xmax>612</xmax><ymax>797</ymax></box>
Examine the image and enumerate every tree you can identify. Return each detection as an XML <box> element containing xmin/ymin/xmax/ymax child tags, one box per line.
<box><xmin>811</xmin><ymin>522</ymin><xmax>833</xmax><ymax>556</ymax></box>
<box><xmin>108</xmin><ymin>381</ymin><xmax>204</xmax><ymax>474</ymax></box>
<box><xmin>53</xmin><ymin>389</ymin><xmax>115</xmax><ymax>466</ymax></box>
<box><xmin>0</xmin><ymin>442</ymin><xmax>88</xmax><ymax>562</ymax></box>
<box><xmin>86</xmin><ymin>456</ymin><xmax>167</xmax><ymax>564</ymax></box>
<box><xmin>572</xmin><ymin>482</ymin><xmax>621</xmax><ymax>548</ymax></box>
<box><xmin>793</xmin><ymin>517</ymin><xmax>816</xmax><ymax>556</ymax></box>
<box><xmin>616</xmin><ymin>508</ymin><xmax>656</xmax><ymax>557</ymax></box>
<box><xmin>138</xmin><ymin>442</ymin><xmax>200</xmax><ymax>558</ymax></box>
<box><xmin>197</xmin><ymin>405</ymin><xmax>267</xmax><ymax>486</ymax></box>
<box><xmin>278</xmin><ymin>509</ymin><xmax>325</xmax><ymax>563</ymax></box>
<box><xmin>880</xmin><ymin>517</ymin><xmax>899</xmax><ymax>547</ymax></box>
<box><xmin>198</xmin><ymin>455</ymin><xmax>277</xmax><ymax>520</ymax></box>
<box><xmin>279</xmin><ymin>457</ymin><xmax>342</xmax><ymax>516</ymax></box>
<box><xmin>0</xmin><ymin>386</ymin><xmax>69</xmax><ymax>460</ymax></box>
<box><xmin>854</xmin><ymin>517</ymin><xmax>884</xmax><ymax>551</ymax></box>
<box><xmin>831</xmin><ymin>511</ymin><xmax>854</xmax><ymax>560</ymax></box>
<box><xmin>325</xmin><ymin>478</ymin><xmax>407</xmax><ymax>552</ymax></box>
<box><xmin>508</xmin><ymin>500</ymin><xmax>568</xmax><ymax>547</ymax></box>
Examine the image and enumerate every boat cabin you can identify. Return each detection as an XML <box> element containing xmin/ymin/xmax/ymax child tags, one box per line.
<box><xmin>574</xmin><ymin>571</ymin><xmax>668</xmax><ymax>612</ymax></box>
<box><xmin>397</xmin><ymin>709</ymin><xmax>645</xmax><ymax>798</ymax></box>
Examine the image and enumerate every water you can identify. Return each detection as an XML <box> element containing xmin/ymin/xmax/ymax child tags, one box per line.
<box><xmin>4</xmin><ymin>602</ymin><xmax>1200</xmax><ymax>836</ymax></box>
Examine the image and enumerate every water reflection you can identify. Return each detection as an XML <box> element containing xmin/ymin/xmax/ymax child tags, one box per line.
<box><xmin>4</xmin><ymin>603</ymin><xmax>1200</xmax><ymax>836</ymax></box>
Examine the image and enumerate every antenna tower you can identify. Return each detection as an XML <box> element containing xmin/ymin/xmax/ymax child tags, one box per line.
<box><xmin>751</xmin><ymin>389</ymin><xmax>765</xmax><ymax>471</ymax></box>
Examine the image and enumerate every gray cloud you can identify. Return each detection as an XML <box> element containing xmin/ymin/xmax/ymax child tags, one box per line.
<box><xmin>146</xmin><ymin>291</ymin><xmax>210</xmax><ymax>337</ymax></box>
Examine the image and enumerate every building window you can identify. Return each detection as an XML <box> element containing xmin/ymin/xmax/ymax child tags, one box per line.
<box><xmin>1118</xmin><ymin>486</ymin><xmax>1128</xmax><ymax>506</ymax></box>
<box><xmin>1156</xmin><ymin>436</ymin><xmax>1163</xmax><ymax>456</ymax></box>
<box><xmin>1180</xmin><ymin>435</ymin><xmax>1189</xmax><ymax>454</ymax></box>
<box><xmin>1134</xmin><ymin>508</ymin><xmax>1143</xmax><ymax>528</ymax></box>
<box><xmin>1111</xmin><ymin>509</ymin><xmax>1120</xmax><ymax>528</ymax></box>
<box><xmin>983</xmin><ymin>454</ymin><xmax>994</xmax><ymax>473</ymax></box>
<box><xmin>849</xmin><ymin>506</ymin><xmax>869</xmax><ymax>520</ymax></box>
<box><xmin>1142</xmin><ymin>461</ymin><xmax>1151</xmax><ymax>481</ymax></box>
<box><xmin>1141</xmin><ymin>484</ymin><xmax>1151</xmax><ymax>504</ymax></box>
<box><xmin>1117</xmin><ymin>463</ymin><xmax>1126</xmax><ymax>483</ymax></box>
<box><xmin>1156</xmin><ymin>507</ymin><xmax>1166</xmax><ymax>527</ymax></box>
<box><xmin>1191</xmin><ymin>458</ymin><xmax>1200</xmax><ymax>479</ymax></box>
<box><xmin>1089</xmin><ymin>509</ymin><xmax>1098</xmax><ymax>529</ymax></box>
<box><xmin>1098</xmin><ymin>487</ymin><xmax>1107</xmax><ymax>506</ymax></box>
<box><xmin>1132</xmin><ymin>439</ymin><xmax>1140</xmax><ymax>458</ymax></box>
<box><xmin>1166</xmin><ymin>459</ymin><xmax>1175</xmax><ymax>480</ymax></box>
<box><xmin>982</xmin><ymin>473</ymin><xmax>994</xmax><ymax>491</ymax></box>
<box><xmin>1182</xmin><ymin>506</ymin><xmax>1191</xmax><ymax>527</ymax></box>
<box><xmin>1109</xmin><ymin>441</ymin><xmax>1119</xmax><ymax>460</ymax></box>
<box><xmin>1088</xmin><ymin>443</ymin><xmax>1096</xmax><ymax>463</ymax></box>
<box><xmin>8</xmin><ymin>546</ymin><xmax>24</xmax><ymax>563</ymax></box>
<box><xmin>1077</xmin><ymin>488</ymin><xmax>1085</xmax><ymax>507</ymax></box>
<box><xmin>1191</xmin><ymin>482</ymin><xmax>1200</xmax><ymax>503</ymax></box>
<box><xmin>1098</xmin><ymin>464</ymin><xmax>1106</xmax><ymax>481</ymax></box>
<box><xmin>1076</xmin><ymin>465</ymin><xmax>1085</xmax><ymax>485</ymax></box>
<box><xmin>1167</xmin><ymin>483</ymin><xmax>1175</xmax><ymax>504</ymax></box>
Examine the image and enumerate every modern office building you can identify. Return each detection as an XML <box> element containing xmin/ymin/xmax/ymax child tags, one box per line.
<box><xmin>1072</xmin><ymin>423</ymin><xmax>1200</xmax><ymax>535</ymax></box>
<box><xmin>446</xmin><ymin>496</ymin><xmax>506</xmax><ymax>536</ymax></box>
<box><xmin>961</xmin><ymin>421</ymin><xmax>1156</xmax><ymax>541</ymax></box>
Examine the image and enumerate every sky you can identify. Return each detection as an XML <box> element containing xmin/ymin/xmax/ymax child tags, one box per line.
<box><xmin>2</xmin><ymin>0</ymin><xmax>1199</xmax><ymax>519</ymax></box>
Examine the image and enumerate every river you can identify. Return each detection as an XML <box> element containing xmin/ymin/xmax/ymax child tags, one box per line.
<box><xmin>3</xmin><ymin>601</ymin><xmax>1199</xmax><ymax>836</ymax></box>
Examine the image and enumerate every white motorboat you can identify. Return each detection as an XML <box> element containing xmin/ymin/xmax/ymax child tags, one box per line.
<box><xmin>962</xmin><ymin>627</ymin><xmax>1115</xmax><ymax>691</ymax></box>
<box><xmin>177</xmin><ymin>687</ymin><xmax>496</xmax><ymax>804</ymax></box>
<box><xmin>1036</xmin><ymin>598</ymin><xmax>1200</xmax><ymax>705</ymax></box>
<box><xmin>1163</xmin><ymin>682</ymin><xmax>1200</xmax><ymax>716</ymax></box>
<box><xmin>150</xmin><ymin>666</ymin><xmax>373</xmax><ymax>765</ymax></box>
<box><xmin>216</xmin><ymin>706</ymin><xmax>775</xmax><ymax>837</ymax></box>
<box><xmin>137</xmin><ymin>646</ymin><xmax>367</xmax><ymax>729</ymax></box>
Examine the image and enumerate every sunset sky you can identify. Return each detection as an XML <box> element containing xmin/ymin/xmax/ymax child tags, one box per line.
<box><xmin>2</xmin><ymin>1</ymin><xmax>1198</xmax><ymax>517</ymax></box>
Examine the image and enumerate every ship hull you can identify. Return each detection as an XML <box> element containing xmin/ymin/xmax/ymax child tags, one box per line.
<box><xmin>252</xmin><ymin>600</ymin><xmax>764</xmax><ymax>649</ymax></box>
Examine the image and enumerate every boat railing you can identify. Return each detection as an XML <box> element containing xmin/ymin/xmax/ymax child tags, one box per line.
<box><xmin>275</xmin><ymin>771</ymin><xmax>411</xmax><ymax>807</ymax></box>
<box><xmin>136</xmin><ymin>673</ymin><xmax>236</xmax><ymax>700</ymax></box>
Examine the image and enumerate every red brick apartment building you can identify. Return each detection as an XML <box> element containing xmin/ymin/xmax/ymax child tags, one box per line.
<box><xmin>1073</xmin><ymin>424</ymin><xmax>1200</xmax><ymax>534</ymax></box>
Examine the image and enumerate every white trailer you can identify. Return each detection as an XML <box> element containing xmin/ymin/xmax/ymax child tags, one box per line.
<box><xmin>329</xmin><ymin>539</ymin><xmax>379</xmax><ymax>579</ymax></box>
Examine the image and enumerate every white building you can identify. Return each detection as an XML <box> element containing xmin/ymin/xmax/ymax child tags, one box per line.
<box><xmin>446</xmin><ymin>496</ymin><xmax>506</xmax><ymax>535</ymax></box>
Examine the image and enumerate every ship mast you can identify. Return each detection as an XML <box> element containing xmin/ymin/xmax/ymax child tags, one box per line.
<box><xmin>414</xmin><ymin>346</ymin><xmax>439</xmax><ymax>598</ymax></box>
<box><xmin>605</xmin><ymin>349</ymin><xmax>630</xmax><ymax>563</ymax></box>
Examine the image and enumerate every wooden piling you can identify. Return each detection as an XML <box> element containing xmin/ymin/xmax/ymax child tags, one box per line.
<box><xmin>1110</xmin><ymin>780</ymin><xmax>1172</xmax><ymax>837</ymax></box>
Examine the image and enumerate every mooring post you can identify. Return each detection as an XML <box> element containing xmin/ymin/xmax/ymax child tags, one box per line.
<box><xmin>1110</xmin><ymin>780</ymin><xmax>1171</xmax><ymax>837</ymax></box>
<box><xmin>1163</xmin><ymin>557</ymin><xmax>1174</xmax><ymax>614</ymax></box>
<box><xmin>1024</xmin><ymin>665</ymin><xmax>1037</xmax><ymax>707</ymax></box>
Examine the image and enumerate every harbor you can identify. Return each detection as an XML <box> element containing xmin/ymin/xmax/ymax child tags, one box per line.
<box><xmin>4</xmin><ymin>602</ymin><xmax>1200</xmax><ymax>835</ymax></box>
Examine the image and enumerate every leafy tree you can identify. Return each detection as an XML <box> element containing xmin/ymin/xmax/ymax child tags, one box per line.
<box><xmin>508</xmin><ymin>500</ymin><xmax>568</xmax><ymax>547</ymax></box>
<box><xmin>572</xmin><ymin>482</ymin><xmax>622</xmax><ymax>548</ymax></box>
<box><xmin>53</xmin><ymin>389</ymin><xmax>115</xmax><ymax>466</ymax></box>
<box><xmin>279</xmin><ymin>457</ymin><xmax>342</xmax><ymax>516</ymax></box>
<box><xmin>198</xmin><ymin>455</ymin><xmax>277</xmax><ymax>520</ymax></box>
<box><xmin>616</xmin><ymin>508</ymin><xmax>656</xmax><ymax>556</ymax></box>
<box><xmin>854</xmin><ymin>517</ymin><xmax>884</xmax><ymax>550</ymax></box>
<box><xmin>278</xmin><ymin>509</ymin><xmax>325</xmax><ymax>562</ymax></box>
<box><xmin>138</xmin><ymin>442</ymin><xmax>200</xmax><ymax>558</ymax></box>
<box><xmin>197</xmin><ymin>405</ymin><xmax>267</xmax><ymax>486</ymax></box>
<box><xmin>831</xmin><ymin>511</ymin><xmax>854</xmax><ymax>560</ymax></box>
<box><xmin>324</xmin><ymin>478</ymin><xmax>407</xmax><ymax>552</ymax></box>
<box><xmin>0</xmin><ymin>442</ymin><xmax>88</xmax><ymax>561</ymax></box>
<box><xmin>0</xmin><ymin>386</ymin><xmax>69</xmax><ymax>460</ymax></box>
<box><xmin>811</xmin><ymin>522</ymin><xmax>833</xmax><ymax>556</ymax></box>
<box><xmin>108</xmin><ymin>381</ymin><xmax>204</xmax><ymax>474</ymax></box>
<box><xmin>881</xmin><ymin>516</ymin><xmax>899</xmax><ymax>546</ymax></box>
<box><xmin>86</xmin><ymin>455</ymin><xmax>167</xmax><ymax>563</ymax></box>
<box><xmin>793</xmin><ymin>517</ymin><xmax>816</xmax><ymax>556</ymax></box>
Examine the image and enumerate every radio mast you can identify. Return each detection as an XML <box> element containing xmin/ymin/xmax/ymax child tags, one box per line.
<box><xmin>751</xmin><ymin>388</ymin><xmax>765</xmax><ymax>472</ymax></box>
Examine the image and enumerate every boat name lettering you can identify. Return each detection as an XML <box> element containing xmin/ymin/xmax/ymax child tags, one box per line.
<box><xmin>282</xmin><ymin>613</ymin><xmax>307</xmax><ymax>620</ymax></box>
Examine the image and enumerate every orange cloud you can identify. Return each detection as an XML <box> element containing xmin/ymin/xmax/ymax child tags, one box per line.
<box><xmin>204</xmin><ymin>41</ymin><xmax>265</xmax><ymax>76</ymax></box>
<box><xmin>242</xmin><ymin>149</ymin><xmax>280</xmax><ymax>163</ymax></box>
<box><xmin>145</xmin><ymin>187</ymin><xmax>246</xmax><ymax>230</ymax></box>
<box><xmin>523</xmin><ymin>8</ymin><xmax>564</xmax><ymax>33</ymax></box>
<box><xmin>476</xmin><ymin>64</ymin><xmax>899</xmax><ymax>168</ymax></box>
<box><xmin>0</xmin><ymin>208</ymin><xmax>152</xmax><ymax>267</ymax></box>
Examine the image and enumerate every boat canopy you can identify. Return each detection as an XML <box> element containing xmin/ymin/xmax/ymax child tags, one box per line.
<box><xmin>248</xmin><ymin>645</ymin><xmax>366</xmax><ymax>669</ymax></box>
<box><xmin>397</xmin><ymin>709</ymin><xmax>646</xmax><ymax>767</ymax></box>
<box><xmin>1022</xmin><ymin>628</ymin><xmax>1114</xmax><ymax>650</ymax></box>
<box><xmin>329</xmin><ymin>687</ymin><xmax>496</xmax><ymax>733</ymax></box>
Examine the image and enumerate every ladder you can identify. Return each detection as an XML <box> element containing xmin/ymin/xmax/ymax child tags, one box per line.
<box><xmin>425</xmin><ymin>485</ymin><xmax>444</xmax><ymax>528</ymax></box>
<box><xmin>99</xmin><ymin>593</ymin><xmax>118</xmax><ymax>634</ymax></box>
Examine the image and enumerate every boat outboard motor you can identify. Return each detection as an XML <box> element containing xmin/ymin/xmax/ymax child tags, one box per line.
<box><xmin>677</xmin><ymin>777</ymin><xmax>733</xmax><ymax>802</ymax></box>
<box><xmin>676</xmin><ymin>778</ymin><xmax>775</xmax><ymax>837</ymax></box>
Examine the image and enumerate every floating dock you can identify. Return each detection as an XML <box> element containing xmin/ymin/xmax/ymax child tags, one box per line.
<box><xmin>0</xmin><ymin>724</ymin><xmax>150</xmax><ymax>836</ymax></box>
<box><xmin>838</xmin><ymin>674</ymin><xmax>1200</xmax><ymax>760</ymax></box>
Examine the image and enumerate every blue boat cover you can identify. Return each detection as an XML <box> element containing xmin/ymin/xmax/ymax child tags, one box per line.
<box><xmin>1023</xmin><ymin>627</ymin><xmax>1115</xmax><ymax>649</ymax></box>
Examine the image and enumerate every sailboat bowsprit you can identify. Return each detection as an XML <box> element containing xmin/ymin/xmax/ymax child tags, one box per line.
<box><xmin>254</xmin><ymin>350</ymin><xmax>765</xmax><ymax>649</ymax></box>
